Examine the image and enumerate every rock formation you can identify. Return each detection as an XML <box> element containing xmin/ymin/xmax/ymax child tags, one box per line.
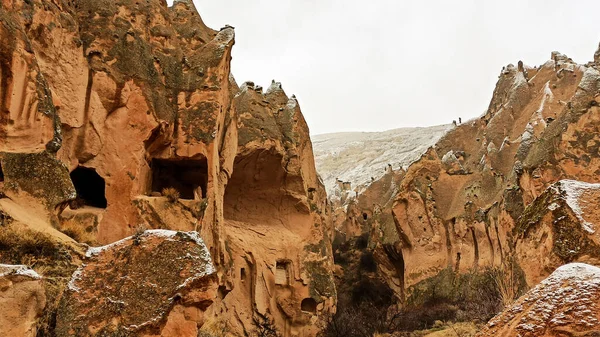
<box><xmin>515</xmin><ymin>180</ymin><xmax>600</xmax><ymax>286</ymax></box>
<box><xmin>385</xmin><ymin>50</ymin><xmax>600</xmax><ymax>292</ymax></box>
<box><xmin>317</xmin><ymin>44</ymin><xmax>600</xmax><ymax>333</ymax></box>
<box><xmin>313</xmin><ymin>125</ymin><xmax>452</xmax><ymax>196</ymax></box>
<box><xmin>0</xmin><ymin>0</ymin><xmax>334</xmax><ymax>335</ymax></box>
<box><xmin>0</xmin><ymin>265</ymin><xmax>46</xmax><ymax>337</ymax></box>
<box><xmin>56</xmin><ymin>230</ymin><xmax>216</xmax><ymax>337</ymax></box>
<box><xmin>478</xmin><ymin>263</ymin><xmax>600</xmax><ymax>337</ymax></box>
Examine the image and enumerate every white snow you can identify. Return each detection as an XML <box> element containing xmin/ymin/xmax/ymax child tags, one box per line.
<box><xmin>0</xmin><ymin>264</ymin><xmax>41</xmax><ymax>279</ymax></box>
<box><xmin>578</xmin><ymin>67</ymin><xmax>600</xmax><ymax>93</ymax></box>
<box><xmin>313</xmin><ymin>124</ymin><xmax>452</xmax><ymax>194</ymax></box>
<box><xmin>286</xmin><ymin>97</ymin><xmax>298</xmax><ymax>111</ymax></box>
<box><xmin>513</xmin><ymin>71</ymin><xmax>527</xmax><ymax>87</ymax></box>
<box><xmin>215</xmin><ymin>27</ymin><xmax>234</xmax><ymax>46</ymax></box>
<box><xmin>67</xmin><ymin>267</ymin><xmax>84</xmax><ymax>292</ymax></box>
<box><xmin>533</xmin><ymin>81</ymin><xmax>553</xmax><ymax>127</ymax></box>
<box><xmin>441</xmin><ymin>150</ymin><xmax>457</xmax><ymax>163</ymax></box>
<box><xmin>554</xmin><ymin>180</ymin><xmax>600</xmax><ymax>234</ymax></box>
<box><xmin>87</xmin><ymin>229</ymin><xmax>213</xmax><ymax>265</ymax></box>
<box><xmin>86</xmin><ymin>235</ymin><xmax>131</xmax><ymax>257</ymax></box>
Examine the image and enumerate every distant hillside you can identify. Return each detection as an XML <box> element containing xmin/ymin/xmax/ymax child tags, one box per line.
<box><xmin>312</xmin><ymin>124</ymin><xmax>453</xmax><ymax>194</ymax></box>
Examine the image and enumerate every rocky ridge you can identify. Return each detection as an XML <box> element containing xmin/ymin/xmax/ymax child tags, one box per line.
<box><xmin>313</xmin><ymin>124</ymin><xmax>452</xmax><ymax>197</ymax></box>
<box><xmin>317</xmin><ymin>47</ymin><xmax>600</xmax><ymax>334</ymax></box>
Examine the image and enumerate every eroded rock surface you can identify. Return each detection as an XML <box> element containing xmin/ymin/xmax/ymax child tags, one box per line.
<box><xmin>516</xmin><ymin>180</ymin><xmax>600</xmax><ymax>285</ymax></box>
<box><xmin>318</xmin><ymin>46</ymin><xmax>600</xmax><ymax>321</ymax></box>
<box><xmin>478</xmin><ymin>263</ymin><xmax>600</xmax><ymax>337</ymax></box>
<box><xmin>56</xmin><ymin>230</ymin><xmax>216</xmax><ymax>337</ymax></box>
<box><xmin>0</xmin><ymin>264</ymin><xmax>46</xmax><ymax>337</ymax></box>
<box><xmin>0</xmin><ymin>0</ymin><xmax>335</xmax><ymax>335</ymax></box>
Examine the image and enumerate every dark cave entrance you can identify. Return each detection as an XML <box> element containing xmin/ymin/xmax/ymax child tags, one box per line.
<box><xmin>0</xmin><ymin>162</ymin><xmax>4</xmax><ymax>182</ymax></box>
<box><xmin>70</xmin><ymin>166</ymin><xmax>107</xmax><ymax>208</ymax></box>
<box><xmin>151</xmin><ymin>158</ymin><xmax>208</xmax><ymax>200</ymax></box>
<box><xmin>301</xmin><ymin>298</ymin><xmax>317</xmax><ymax>314</ymax></box>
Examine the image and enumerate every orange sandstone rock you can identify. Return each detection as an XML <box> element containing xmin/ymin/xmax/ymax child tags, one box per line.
<box><xmin>0</xmin><ymin>264</ymin><xmax>46</xmax><ymax>337</ymax></box>
<box><xmin>56</xmin><ymin>230</ymin><xmax>216</xmax><ymax>337</ymax></box>
<box><xmin>478</xmin><ymin>263</ymin><xmax>600</xmax><ymax>337</ymax></box>
<box><xmin>0</xmin><ymin>1</ymin><xmax>334</xmax><ymax>335</ymax></box>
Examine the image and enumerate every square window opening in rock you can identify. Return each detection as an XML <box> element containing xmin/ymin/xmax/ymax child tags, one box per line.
<box><xmin>151</xmin><ymin>158</ymin><xmax>208</xmax><ymax>200</ymax></box>
<box><xmin>275</xmin><ymin>261</ymin><xmax>291</xmax><ymax>285</ymax></box>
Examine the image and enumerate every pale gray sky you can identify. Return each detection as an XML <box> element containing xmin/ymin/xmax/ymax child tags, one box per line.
<box><xmin>168</xmin><ymin>0</ymin><xmax>600</xmax><ymax>135</ymax></box>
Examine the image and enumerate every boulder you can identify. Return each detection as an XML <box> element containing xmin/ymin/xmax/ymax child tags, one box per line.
<box><xmin>56</xmin><ymin>230</ymin><xmax>217</xmax><ymax>337</ymax></box>
<box><xmin>478</xmin><ymin>263</ymin><xmax>600</xmax><ymax>336</ymax></box>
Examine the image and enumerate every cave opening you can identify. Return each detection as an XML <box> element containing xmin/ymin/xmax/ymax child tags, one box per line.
<box><xmin>301</xmin><ymin>298</ymin><xmax>317</xmax><ymax>314</ymax></box>
<box><xmin>0</xmin><ymin>162</ymin><xmax>4</xmax><ymax>182</ymax></box>
<box><xmin>362</xmin><ymin>213</ymin><xmax>368</xmax><ymax>220</ymax></box>
<box><xmin>70</xmin><ymin>166</ymin><xmax>107</xmax><ymax>208</ymax></box>
<box><xmin>224</xmin><ymin>150</ymin><xmax>305</xmax><ymax>226</ymax></box>
<box><xmin>151</xmin><ymin>158</ymin><xmax>208</xmax><ymax>200</ymax></box>
<box><xmin>217</xmin><ymin>285</ymin><xmax>231</xmax><ymax>300</ymax></box>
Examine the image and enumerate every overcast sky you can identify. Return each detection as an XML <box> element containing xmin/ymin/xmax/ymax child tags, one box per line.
<box><xmin>167</xmin><ymin>0</ymin><xmax>600</xmax><ymax>135</ymax></box>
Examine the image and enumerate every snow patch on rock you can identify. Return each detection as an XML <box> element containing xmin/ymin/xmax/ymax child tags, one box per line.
<box><xmin>555</xmin><ymin>180</ymin><xmax>600</xmax><ymax>234</ymax></box>
<box><xmin>0</xmin><ymin>264</ymin><xmax>41</xmax><ymax>279</ymax></box>
<box><xmin>86</xmin><ymin>230</ymin><xmax>214</xmax><ymax>274</ymax></box>
<box><xmin>486</xmin><ymin>263</ymin><xmax>600</xmax><ymax>335</ymax></box>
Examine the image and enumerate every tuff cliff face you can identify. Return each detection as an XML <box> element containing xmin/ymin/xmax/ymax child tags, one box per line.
<box><xmin>318</xmin><ymin>46</ymin><xmax>600</xmax><ymax>333</ymax></box>
<box><xmin>386</xmin><ymin>50</ymin><xmax>600</xmax><ymax>292</ymax></box>
<box><xmin>0</xmin><ymin>0</ymin><xmax>334</xmax><ymax>336</ymax></box>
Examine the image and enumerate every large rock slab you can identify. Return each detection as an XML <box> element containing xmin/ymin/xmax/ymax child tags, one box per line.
<box><xmin>0</xmin><ymin>264</ymin><xmax>46</xmax><ymax>337</ymax></box>
<box><xmin>516</xmin><ymin>180</ymin><xmax>600</xmax><ymax>285</ymax></box>
<box><xmin>56</xmin><ymin>230</ymin><xmax>217</xmax><ymax>337</ymax></box>
<box><xmin>478</xmin><ymin>263</ymin><xmax>600</xmax><ymax>336</ymax></box>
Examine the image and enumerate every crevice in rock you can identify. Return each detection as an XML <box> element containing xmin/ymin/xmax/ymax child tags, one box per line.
<box><xmin>471</xmin><ymin>227</ymin><xmax>479</xmax><ymax>270</ymax></box>
<box><xmin>494</xmin><ymin>219</ymin><xmax>504</xmax><ymax>262</ymax></box>
<box><xmin>444</xmin><ymin>218</ymin><xmax>454</xmax><ymax>268</ymax></box>
<box><xmin>383</xmin><ymin>243</ymin><xmax>405</xmax><ymax>303</ymax></box>
<box><xmin>0</xmin><ymin>56</ymin><xmax>11</xmax><ymax>121</ymax></box>
<box><xmin>455</xmin><ymin>252</ymin><xmax>461</xmax><ymax>272</ymax></box>
<box><xmin>74</xmin><ymin>67</ymin><xmax>94</xmax><ymax>159</ymax></box>
<box><xmin>484</xmin><ymin>219</ymin><xmax>495</xmax><ymax>264</ymax></box>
